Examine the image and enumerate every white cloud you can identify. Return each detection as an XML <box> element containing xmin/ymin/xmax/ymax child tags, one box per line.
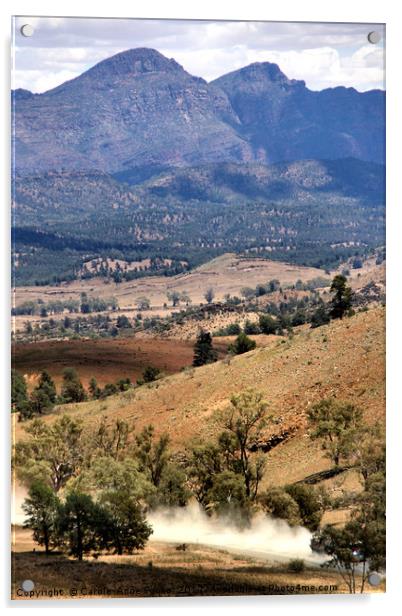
<box><xmin>160</xmin><ymin>44</ymin><xmax>384</xmax><ymax>91</ymax></box>
<box><xmin>14</xmin><ymin>69</ymin><xmax>79</xmax><ymax>93</ymax></box>
<box><xmin>12</xmin><ymin>17</ymin><xmax>385</xmax><ymax>93</ymax></box>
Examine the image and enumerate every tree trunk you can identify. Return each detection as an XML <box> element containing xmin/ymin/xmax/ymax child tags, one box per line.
<box><xmin>352</xmin><ymin>564</ymin><xmax>356</xmax><ymax>593</ymax></box>
<box><xmin>77</xmin><ymin>516</ymin><xmax>83</xmax><ymax>561</ymax></box>
<box><xmin>360</xmin><ymin>559</ymin><xmax>367</xmax><ymax>593</ymax></box>
<box><xmin>44</xmin><ymin>527</ymin><xmax>49</xmax><ymax>555</ymax></box>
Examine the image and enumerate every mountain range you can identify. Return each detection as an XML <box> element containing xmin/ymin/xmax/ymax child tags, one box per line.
<box><xmin>11</xmin><ymin>48</ymin><xmax>385</xmax><ymax>285</ymax></box>
<box><xmin>12</xmin><ymin>47</ymin><xmax>385</xmax><ymax>174</ymax></box>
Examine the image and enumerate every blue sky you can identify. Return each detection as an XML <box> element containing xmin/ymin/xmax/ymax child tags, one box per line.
<box><xmin>12</xmin><ymin>17</ymin><xmax>385</xmax><ymax>93</ymax></box>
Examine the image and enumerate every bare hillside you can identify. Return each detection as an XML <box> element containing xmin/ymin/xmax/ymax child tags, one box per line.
<box><xmin>14</xmin><ymin>307</ymin><xmax>385</xmax><ymax>488</ymax></box>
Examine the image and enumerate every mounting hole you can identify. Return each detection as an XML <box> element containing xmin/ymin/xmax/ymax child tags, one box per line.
<box><xmin>20</xmin><ymin>24</ymin><xmax>34</xmax><ymax>37</ymax></box>
<box><xmin>367</xmin><ymin>572</ymin><xmax>381</xmax><ymax>586</ymax></box>
<box><xmin>22</xmin><ymin>579</ymin><xmax>35</xmax><ymax>592</ymax></box>
<box><xmin>367</xmin><ymin>31</ymin><xmax>381</xmax><ymax>44</ymax></box>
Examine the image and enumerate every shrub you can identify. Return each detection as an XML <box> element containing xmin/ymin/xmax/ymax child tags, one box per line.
<box><xmin>261</xmin><ymin>487</ymin><xmax>301</xmax><ymax>526</ymax></box>
<box><xmin>243</xmin><ymin>320</ymin><xmax>260</xmax><ymax>335</ymax></box>
<box><xmin>241</xmin><ymin>287</ymin><xmax>256</xmax><ymax>300</ymax></box>
<box><xmin>226</xmin><ymin>322</ymin><xmax>242</xmax><ymax>336</ymax></box>
<box><xmin>228</xmin><ymin>332</ymin><xmax>257</xmax><ymax>355</ymax></box>
<box><xmin>259</xmin><ymin>314</ymin><xmax>277</xmax><ymax>335</ymax></box>
<box><xmin>60</xmin><ymin>367</ymin><xmax>86</xmax><ymax>403</ymax></box>
<box><xmin>288</xmin><ymin>558</ymin><xmax>305</xmax><ymax>573</ymax></box>
<box><xmin>215</xmin><ymin>323</ymin><xmax>242</xmax><ymax>337</ymax></box>
<box><xmin>291</xmin><ymin>311</ymin><xmax>307</xmax><ymax>327</ymax></box>
<box><xmin>101</xmin><ymin>383</ymin><xmax>119</xmax><ymax>398</ymax></box>
<box><xmin>116</xmin><ymin>315</ymin><xmax>132</xmax><ymax>329</ymax></box>
<box><xmin>285</xmin><ymin>484</ymin><xmax>323</xmax><ymax>531</ymax></box>
<box><xmin>310</xmin><ymin>304</ymin><xmax>330</xmax><ymax>328</ymax></box>
<box><xmin>141</xmin><ymin>366</ymin><xmax>161</xmax><ymax>383</ymax></box>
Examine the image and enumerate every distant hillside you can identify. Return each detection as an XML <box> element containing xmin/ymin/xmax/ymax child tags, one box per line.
<box><xmin>12</xmin><ymin>47</ymin><xmax>385</xmax><ymax>286</ymax></box>
<box><xmin>132</xmin><ymin>159</ymin><xmax>384</xmax><ymax>203</ymax></box>
<box><xmin>15</xmin><ymin>307</ymin><xmax>385</xmax><ymax>488</ymax></box>
<box><xmin>12</xmin><ymin>159</ymin><xmax>385</xmax><ymax>285</ymax></box>
<box><xmin>14</xmin><ymin>159</ymin><xmax>384</xmax><ymax>225</ymax></box>
<box><xmin>13</xmin><ymin>171</ymin><xmax>141</xmax><ymax>225</ymax></box>
<box><xmin>13</xmin><ymin>48</ymin><xmax>384</xmax><ymax>174</ymax></box>
<box><xmin>13</xmin><ymin>252</ymin><xmax>325</xmax><ymax>308</ymax></box>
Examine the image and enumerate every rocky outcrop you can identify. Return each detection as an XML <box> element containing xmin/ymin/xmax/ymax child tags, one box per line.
<box><xmin>212</xmin><ymin>62</ymin><xmax>385</xmax><ymax>164</ymax></box>
<box><xmin>13</xmin><ymin>48</ymin><xmax>385</xmax><ymax>175</ymax></box>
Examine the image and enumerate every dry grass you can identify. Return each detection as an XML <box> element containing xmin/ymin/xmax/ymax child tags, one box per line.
<box><xmin>11</xmin><ymin>306</ymin><xmax>386</xmax><ymax>600</ymax></box>
<box><xmin>151</xmin><ymin>311</ymin><xmax>263</xmax><ymax>341</ymax></box>
<box><xmin>342</xmin><ymin>257</ymin><xmax>385</xmax><ymax>290</ymax></box>
<box><xmin>12</xmin><ymin>527</ymin><xmax>384</xmax><ymax>599</ymax></box>
<box><xmin>13</xmin><ymin>307</ymin><xmax>385</xmax><ymax>491</ymax></box>
<box><xmin>13</xmin><ymin>253</ymin><xmax>325</xmax><ymax>311</ymax></box>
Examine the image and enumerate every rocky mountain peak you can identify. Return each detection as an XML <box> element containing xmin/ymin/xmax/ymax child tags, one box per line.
<box><xmin>13</xmin><ymin>49</ymin><xmax>385</xmax><ymax>172</ymax></box>
<box><xmin>213</xmin><ymin>61</ymin><xmax>305</xmax><ymax>89</ymax></box>
<box><xmin>44</xmin><ymin>47</ymin><xmax>190</xmax><ymax>97</ymax></box>
<box><xmin>84</xmin><ymin>47</ymin><xmax>185</xmax><ymax>79</ymax></box>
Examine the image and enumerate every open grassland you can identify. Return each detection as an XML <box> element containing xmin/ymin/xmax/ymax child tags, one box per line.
<box><xmin>347</xmin><ymin>258</ymin><xmax>385</xmax><ymax>289</ymax></box>
<box><xmin>13</xmin><ymin>253</ymin><xmax>325</xmax><ymax>310</ymax></box>
<box><xmin>12</xmin><ymin>255</ymin><xmax>385</xmax><ymax>338</ymax></box>
<box><xmin>13</xmin><ymin>307</ymin><xmax>385</xmax><ymax>490</ymax></box>
<box><xmin>12</xmin><ymin>527</ymin><xmax>383</xmax><ymax>598</ymax></box>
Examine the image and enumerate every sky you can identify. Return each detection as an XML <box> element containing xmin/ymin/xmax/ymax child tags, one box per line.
<box><xmin>12</xmin><ymin>17</ymin><xmax>385</xmax><ymax>93</ymax></box>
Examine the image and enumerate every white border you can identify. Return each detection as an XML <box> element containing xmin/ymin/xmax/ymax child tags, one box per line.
<box><xmin>1</xmin><ymin>1</ymin><xmax>401</xmax><ymax>614</ymax></box>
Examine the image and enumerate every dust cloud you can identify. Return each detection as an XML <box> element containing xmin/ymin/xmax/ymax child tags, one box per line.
<box><xmin>13</xmin><ymin>488</ymin><xmax>323</xmax><ymax>564</ymax></box>
<box><xmin>11</xmin><ymin>486</ymin><xmax>27</xmax><ymax>525</ymax></box>
<box><xmin>148</xmin><ymin>502</ymin><xmax>322</xmax><ymax>564</ymax></box>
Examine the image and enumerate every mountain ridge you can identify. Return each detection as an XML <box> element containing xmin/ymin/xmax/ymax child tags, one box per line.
<box><xmin>13</xmin><ymin>47</ymin><xmax>385</xmax><ymax>174</ymax></box>
<box><xmin>13</xmin><ymin>52</ymin><xmax>385</xmax><ymax>98</ymax></box>
<box><xmin>212</xmin><ymin>61</ymin><xmax>385</xmax><ymax>165</ymax></box>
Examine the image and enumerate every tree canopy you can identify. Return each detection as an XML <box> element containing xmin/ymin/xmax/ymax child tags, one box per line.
<box><xmin>330</xmin><ymin>274</ymin><xmax>353</xmax><ymax>319</ymax></box>
<box><xmin>192</xmin><ymin>330</ymin><xmax>218</xmax><ymax>367</ymax></box>
<box><xmin>307</xmin><ymin>398</ymin><xmax>363</xmax><ymax>467</ymax></box>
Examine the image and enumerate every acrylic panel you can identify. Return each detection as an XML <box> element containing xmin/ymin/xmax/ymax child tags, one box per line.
<box><xmin>11</xmin><ymin>16</ymin><xmax>386</xmax><ymax>600</ymax></box>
